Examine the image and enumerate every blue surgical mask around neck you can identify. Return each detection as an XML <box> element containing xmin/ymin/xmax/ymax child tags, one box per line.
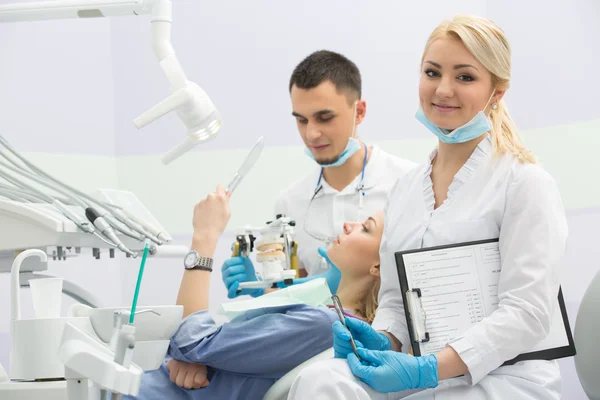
<box><xmin>291</xmin><ymin>246</ymin><xmax>342</xmax><ymax>294</ymax></box>
<box><xmin>304</xmin><ymin>102</ymin><xmax>361</xmax><ymax>167</ymax></box>
<box><xmin>416</xmin><ymin>90</ymin><xmax>496</xmax><ymax>144</ymax></box>
<box><xmin>317</xmin><ymin>247</ymin><xmax>341</xmax><ymax>293</ymax></box>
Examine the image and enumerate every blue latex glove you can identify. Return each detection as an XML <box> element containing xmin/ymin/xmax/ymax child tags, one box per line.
<box><xmin>333</xmin><ymin>317</ymin><xmax>391</xmax><ymax>359</ymax></box>
<box><xmin>348</xmin><ymin>348</ymin><xmax>438</xmax><ymax>393</ymax></box>
<box><xmin>221</xmin><ymin>257</ymin><xmax>264</xmax><ymax>299</ymax></box>
<box><xmin>292</xmin><ymin>247</ymin><xmax>342</xmax><ymax>293</ymax></box>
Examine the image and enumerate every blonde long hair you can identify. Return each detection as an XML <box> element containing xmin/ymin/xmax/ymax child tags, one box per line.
<box><xmin>354</xmin><ymin>271</ymin><xmax>380</xmax><ymax>324</ymax></box>
<box><xmin>422</xmin><ymin>15</ymin><xmax>536</xmax><ymax>164</ymax></box>
<box><xmin>363</xmin><ymin>279</ymin><xmax>380</xmax><ymax>324</ymax></box>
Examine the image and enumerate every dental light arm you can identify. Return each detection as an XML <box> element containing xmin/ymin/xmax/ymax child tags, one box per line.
<box><xmin>0</xmin><ymin>0</ymin><xmax>223</xmax><ymax>165</ymax></box>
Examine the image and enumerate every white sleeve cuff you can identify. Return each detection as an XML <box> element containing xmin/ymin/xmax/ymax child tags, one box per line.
<box><xmin>448</xmin><ymin>335</ymin><xmax>502</xmax><ymax>385</ymax></box>
<box><xmin>371</xmin><ymin>307</ymin><xmax>411</xmax><ymax>353</ymax></box>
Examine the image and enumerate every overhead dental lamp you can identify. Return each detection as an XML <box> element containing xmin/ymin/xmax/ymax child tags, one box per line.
<box><xmin>0</xmin><ymin>0</ymin><xmax>222</xmax><ymax>165</ymax></box>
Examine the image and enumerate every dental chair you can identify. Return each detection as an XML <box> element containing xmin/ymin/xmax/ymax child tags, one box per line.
<box><xmin>262</xmin><ymin>348</ymin><xmax>334</xmax><ymax>400</ymax></box>
<box><xmin>574</xmin><ymin>269</ymin><xmax>600</xmax><ymax>399</ymax></box>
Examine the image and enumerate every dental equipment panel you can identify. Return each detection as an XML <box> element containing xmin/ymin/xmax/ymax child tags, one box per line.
<box><xmin>0</xmin><ymin>137</ymin><xmax>188</xmax><ymax>398</ymax></box>
<box><xmin>233</xmin><ymin>214</ymin><xmax>300</xmax><ymax>294</ymax></box>
<box><xmin>0</xmin><ymin>1</ymin><xmax>220</xmax><ymax>398</ymax></box>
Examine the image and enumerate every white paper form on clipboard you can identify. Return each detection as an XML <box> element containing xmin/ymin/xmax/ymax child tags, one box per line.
<box><xmin>395</xmin><ymin>239</ymin><xmax>576</xmax><ymax>365</ymax></box>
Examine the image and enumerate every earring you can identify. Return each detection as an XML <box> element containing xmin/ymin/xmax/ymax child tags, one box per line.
<box><xmin>491</xmin><ymin>103</ymin><xmax>499</xmax><ymax>110</ymax></box>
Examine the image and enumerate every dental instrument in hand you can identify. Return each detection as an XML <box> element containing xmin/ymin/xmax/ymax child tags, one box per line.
<box><xmin>332</xmin><ymin>294</ymin><xmax>361</xmax><ymax>360</ymax></box>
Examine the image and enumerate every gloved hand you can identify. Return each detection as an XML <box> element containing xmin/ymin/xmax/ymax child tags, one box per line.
<box><xmin>292</xmin><ymin>247</ymin><xmax>342</xmax><ymax>293</ymax></box>
<box><xmin>333</xmin><ymin>317</ymin><xmax>391</xmax><ymax>359</ymax></box>
<box><xmin>221</xmin><ymin>257</ymin><xmax>264</xmax><ymax>299</ymax></box>
<box><xmin>348</xmin><ymin>348</ymin><xmax>438</xmax><ymax>393</ymax></box>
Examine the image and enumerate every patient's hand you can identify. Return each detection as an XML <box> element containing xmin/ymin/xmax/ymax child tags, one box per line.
<box><xmin>167</xmin><ymin>359</ymin><xmax>210</xmax><ymax>390</ymax></box>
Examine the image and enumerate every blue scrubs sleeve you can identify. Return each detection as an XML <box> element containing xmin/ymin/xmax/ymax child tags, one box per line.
<box><xmin>168</xmin><ymin>304</ymin><xmax>335</xmax><ymax>379</ymax></box>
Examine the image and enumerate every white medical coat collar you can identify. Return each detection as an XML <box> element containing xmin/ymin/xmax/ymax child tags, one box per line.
<box><xmin>425</xmin><ymin>135</ymin><xmax>493</xmax><ymax>211</ymax></box>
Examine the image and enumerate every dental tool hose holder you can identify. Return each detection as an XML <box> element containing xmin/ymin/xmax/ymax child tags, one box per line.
<box><xmin>9</xmin><ymin>249</ymin><xmax>92</xmax><ymax>380</ymax></box>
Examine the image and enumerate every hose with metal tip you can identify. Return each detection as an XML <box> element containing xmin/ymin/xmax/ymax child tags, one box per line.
<box><xmin>120</xmin><ymin>207</ymin><xmax>172</xmax><ymax>243</ymax></box>
<box><xmin>92</xmin><ymin>231</ymin><xmax>121</xmax><ymax>248</ymax></box>
<box><xmin>2</xmin><ymin>137</ymin><xmax>128</xmax><ymax>213</ymax></box>
<box><xmin>1</xmin><ymin>138</ymin><xmax>172</xmax><ymax>241</ymax></box>
<box><xmin>0</xmin><ymin>164</ymin><xmax>120</xmax><ymax>247</ymax></box>
<box><xmin>0</xmin><ymin>188</ymin><xmax>30</xmax><ymax>202</ymax></box>
<box><xmin>0</xmin><ymin>187</ymin><xmax>38</xmax><ymax>202</ymax></box>
<box><xmin>0</xmin><ymin>161</ymin><xmax>100</xmax><ymax>233</ymax></box>
<box><xmin>0</xmin><ymin>168</ymin><xmax>51</xmax><ymax>199</ymax></box>
<box><xmin>111</xmin><ymin>208</ymin><xmax>162</xmax><ymax>244</ymax></box>
<box><xmin>0</xmin><ymin>138</ymin><xmax>106</xmax><ymax>204</ymax></box>
<box><xmin>0</xmin><ymin>183</ymin><xmax>52</xmax><ymax>203</ymax></box>
<box><xmin>0</xmin><ymin>181</ymin><xmax>77</xmax><ymax>205</ymax></box>
<box><xmin>0</xmin><ymin>157</ymin><xmax>88</xmax><ymax>207</ymax></box>
<box><xmin>1</xmin><ymin>144</ymin><xmax>158</xmax><ymax>243</ymax></box>
<box><xmin>86</xmin><ymin>208</ymin><xmax>137</xmax><ymax>258</ymax></box>
<box><xmin>0</xmin><ymin>137</ymin><xmax>164</xmax><ymax>248</ymax></box>
<box><xmin>0</xmin><ymin>155</ymin><xmax>146</xmax><ymax>242</ymax></box>
<box><xmin>102</xmin><ymin>213</ymin><xmax>146</xmax><ymax>242</ymax></box>
<box><xmin>0</xmin><ymin>148</ymin><xmax>34</xmax><ymax>174</ymax></box>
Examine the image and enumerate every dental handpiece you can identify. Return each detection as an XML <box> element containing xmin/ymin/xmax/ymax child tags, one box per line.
<box><xmin>85</xmin><ymin>207</ymin><xmax>137</xmax><ymax>258</ymax></box>
<box><xmin>1</xmin><ymin>136</ymin><xmax>162</xmax><ymax>243</ymax></box>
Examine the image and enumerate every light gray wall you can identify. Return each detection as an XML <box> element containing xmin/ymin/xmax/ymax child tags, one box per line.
<box><xmin>0</xmin><ymin>17</ymin><xmax>116</xmax><ymax>154</ymax></box>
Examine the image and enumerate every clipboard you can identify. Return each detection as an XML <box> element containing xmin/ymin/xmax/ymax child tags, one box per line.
<box><xmin>395</xmin><ymin>238</ymin><xmax>576</xmax><ymax>365</ymax></box>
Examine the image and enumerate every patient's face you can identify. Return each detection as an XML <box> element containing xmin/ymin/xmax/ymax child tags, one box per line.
<box><xmin>327</xmin><ymin>211</ymin><xmax>384</xmax><ymax>276</ymax></box>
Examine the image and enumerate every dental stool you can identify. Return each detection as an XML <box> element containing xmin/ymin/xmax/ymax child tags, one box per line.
<box><xmin>263</xmin><ymin>348</ymin><xmax>334</xmax><ymax>400</ymax></box>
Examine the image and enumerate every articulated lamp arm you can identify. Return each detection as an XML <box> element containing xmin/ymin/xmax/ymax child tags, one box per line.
<box><xmin>0</xmin><ymin>0</ymin><xmax>222</xmax><ymax>164</ymax></box>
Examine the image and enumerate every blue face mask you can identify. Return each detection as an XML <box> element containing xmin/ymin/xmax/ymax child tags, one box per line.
<box><xmin>416</xmin><ymin>91</ymin><xmax>495</xmax><ymax>144</ymax></box>
<box><xmin>304</xmin><ymin>137</ymin><xmax>361</xmax><ymax>167</ymax></box>
<box><xmin>291</xmin><ymin>247</ymin><xmax>342</xmax><ymax>293</ymax></box>
<box><xmin>317</xmin><ymin>247</ymin><xmax>342</xmax><ymax>293</ymax></box>
<box><xmin>304</xmin><ymin>102</ymin><xmax>361</xmax><ymax>167</ymax></box>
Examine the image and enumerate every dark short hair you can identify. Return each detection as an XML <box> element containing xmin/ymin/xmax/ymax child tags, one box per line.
<box><xmin>289</xmin><ymin>50</ymin><xmax>361</xmax><ymax>103</ymax></box>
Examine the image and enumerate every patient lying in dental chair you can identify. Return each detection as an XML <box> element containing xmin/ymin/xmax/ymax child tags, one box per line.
<box><xmin>124</xmin><ymin>185</ymin><xmax>383</xmax><ymax>400</ymax></box>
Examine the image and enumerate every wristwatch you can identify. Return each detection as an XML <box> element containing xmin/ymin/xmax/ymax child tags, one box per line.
<box><xmin>183</xmin><ymin>250</ymin><xmax>213</xmax><ymax>272</ymax></box>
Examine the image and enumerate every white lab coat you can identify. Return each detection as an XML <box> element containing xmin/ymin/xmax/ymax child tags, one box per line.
<box><xmin>275</xmin><ymin>145</ymin><xmax>416</xmax><ymax>275</ymax></box>
<box><xmin>288</xmin><ymin>136</ymin><xmax>568</xmax><ymax>400</ymax></box>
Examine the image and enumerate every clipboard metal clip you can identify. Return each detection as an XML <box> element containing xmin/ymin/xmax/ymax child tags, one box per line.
<box><xmin>406</xmin><ymin>288</ymin><xmax>430</xmax><ymax>343</ymax></box>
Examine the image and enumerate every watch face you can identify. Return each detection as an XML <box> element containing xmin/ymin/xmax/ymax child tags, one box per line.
<box><xmin>184</xmin><ymin>251</ymin><xmax>198</xmax><ymax>268</ymax></box>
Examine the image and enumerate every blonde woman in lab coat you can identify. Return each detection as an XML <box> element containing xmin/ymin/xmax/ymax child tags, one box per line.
<box><xmin>287</xmin><ymin>14</ymin><xmax>568</xmax><ymax>400</ymax></box>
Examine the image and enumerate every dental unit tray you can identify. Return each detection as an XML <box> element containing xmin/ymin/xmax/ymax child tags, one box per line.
<box><xmin>0</xmin><ymin>189</ymin><xmax>171</xmax><ymax>255</ymax></box>
<box><xmin>0</xmin><ymin>189</ymin><xmax>188</xmax><ymax>308</ymax></box>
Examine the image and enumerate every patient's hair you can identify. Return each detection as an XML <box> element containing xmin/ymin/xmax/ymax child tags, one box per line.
<box><xmin>289</xmin><ymin>50</ymin><xmax>361</xmax><ymax>104</ymax></box>
<box><xmin>356</xmin><ymin>273</ymin><xmax>380</xmax><ymax>324</ymax></box>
